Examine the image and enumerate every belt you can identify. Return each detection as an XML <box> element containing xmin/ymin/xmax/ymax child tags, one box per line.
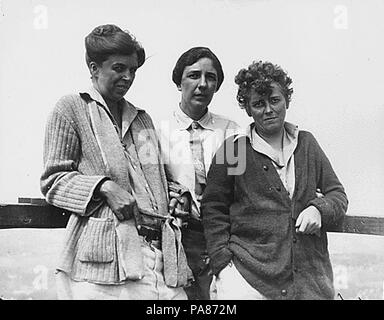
<box><xmin>138</xmin><ymin>225</ymin><xmax>161</xmax><ymax>241</ymax></box>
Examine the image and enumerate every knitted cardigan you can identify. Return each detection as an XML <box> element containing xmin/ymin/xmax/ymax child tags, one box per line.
<box><xmin>40</xmin><ymin>93</ymin><xmax>184</xmax><ymax>284</ymax></box>
<box><xmin>201</xmin><ymin>131</ymin><xmax>348</xmax><ymax>300</ymax></box>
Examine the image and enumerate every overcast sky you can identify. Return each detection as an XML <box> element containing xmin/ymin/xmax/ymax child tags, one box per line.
<box><xmin>1</xmin><ymin>0</ymin><xmax>383</xmax><ymax>217</ymax></box>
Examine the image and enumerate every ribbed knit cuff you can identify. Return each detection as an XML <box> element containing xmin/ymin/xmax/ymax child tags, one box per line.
<box><xmin>46</xmin><ymin>174</ymin><xmax>110</xmax><ymax>216</ymax></box>
<box><xmin>92</xmin><ymin>177</ymin><xmax>111</xmax><ymax>201</ymax></box>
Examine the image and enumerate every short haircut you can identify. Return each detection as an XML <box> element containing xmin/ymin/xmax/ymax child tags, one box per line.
<box><xmin>172</xmin><ymin>47</ymin><xmax>224</xmax><ymax>91</ymax></box>
<box><xmin>85</xmin><ymin>24</ymin><xmax>145</xmax><ymax>68</ymax></box>
<box><xmin>234</xmin><ymin>60</ymin><xmax>293</xmax><ymax>108</ymax></box>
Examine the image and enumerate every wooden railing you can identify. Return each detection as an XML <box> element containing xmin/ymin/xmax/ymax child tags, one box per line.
<box><xmin>1</xmin><ymin>199</ymin><xmax>384</xmax><ymax>235</ymax></box>
<box><xmin>2</xmin><ymin>198</ymin><xmax>383</xmax><ymax>301</ymax></box>
<box><xmin>0</xmin><ymin>202</ymin><xmax>70</xmax><ymax>229</ymax></box>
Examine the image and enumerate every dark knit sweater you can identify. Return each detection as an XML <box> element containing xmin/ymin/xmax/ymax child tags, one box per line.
<box><xmin>201</xmin><ymin>131</ymin><xmax>348</xmax><ymax>300</ymax></box>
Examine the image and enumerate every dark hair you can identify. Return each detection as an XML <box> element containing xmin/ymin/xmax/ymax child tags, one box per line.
<box><xmin>234</xmin><ymin>60</ymin><xmax>293</xmax><ymax>108</ymax></box>
<box><xmin>172</xmin><ymin>47</ymin><xmax>224</xmax><ymax>91</ymax></box>
<box><xmin>85</xmin><ymin>24</ymin><xmax>145</xmax><ymax>68</ymax></box>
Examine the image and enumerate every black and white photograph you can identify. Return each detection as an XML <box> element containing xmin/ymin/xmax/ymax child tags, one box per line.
<box><xmin>0</xmin><ymin>0</ymin><xmax>383</xmax><ymax>304</ymax></box>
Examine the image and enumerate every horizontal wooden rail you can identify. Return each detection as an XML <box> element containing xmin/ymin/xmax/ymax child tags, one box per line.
<box><xmin>1</xmin><ymin>202</ymin><xmax>384</xmax><ymax>235</ymax></box>
<box><xmin>0</xmin><ymin>203</ymin><xmax>70</xmax><ymax>229</ymax></box>
<box><xmin>327</xmin><ymin>215</ymin><xmax>384</xmax><ymax>236</ymax></box>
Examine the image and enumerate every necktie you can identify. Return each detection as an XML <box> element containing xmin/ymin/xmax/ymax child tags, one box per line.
<box><xmin>189</xmin><ymin>121</ymin><xmax>206</xmax><ymax>197</ymax></box>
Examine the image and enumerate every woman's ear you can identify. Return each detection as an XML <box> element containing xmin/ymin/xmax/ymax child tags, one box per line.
<box><xmin>177</xmin><ymin>85</ymin><xmax>182</xmax><ymax>92</ymax></box>
<box><xmin>245</xmin><ymin>105</ymin><xmax>252</xmax><ymax>117</ymax></box>
<box><xmin>89</xmin><ymin>62</ymin><xmax>99</xmax><ymax>79</ymax></box>
<box><xmin>284</xmin><ymin>96</ymin><xmax>289</xmax><ymax>110</ymax></box>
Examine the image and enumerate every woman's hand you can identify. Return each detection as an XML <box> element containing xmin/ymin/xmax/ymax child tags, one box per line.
<box><xmin>168</xmin><ymin>191</ymin><xmax>191</xmax><ymax>226</ymax></box>
<box><xmin>295</xmin><ymin>205</ymin><xmax>322</xmax><ymax>237</ymax></box>
<box><xmin>98</xmin><ymin>180</ymin><xmax>138</xmax><ymax>221</ymax></box>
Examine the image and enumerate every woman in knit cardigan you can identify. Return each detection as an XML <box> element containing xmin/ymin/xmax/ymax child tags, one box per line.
<box><xmin>40</xmin><ymin>24</ymin><xmax>192</xmax><ymax>300</ymax></box>
<box><xmin>201</xmin><ymin>60</ymin><xmax>348</xmax><ymax>300</ymax></box>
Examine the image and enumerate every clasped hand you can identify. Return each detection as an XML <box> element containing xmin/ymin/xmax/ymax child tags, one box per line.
<box><xmin>168</xmin><ymin>191</ymin><xmax>197</xmax><ymax>226</ymax></box>
<box><xmin>98</xmin><ymin>180</ymin><xmax>138</xmax><ymax>221</ymax></box>
<box><xmin>98</xmin><ymin>181</ymin><xmax>195</xmax><ymax>224</ymax></box>
<box><xmin>295</xmin><ymin>205</ymin><xmax>322</xmax><ymax>237</ymax></box>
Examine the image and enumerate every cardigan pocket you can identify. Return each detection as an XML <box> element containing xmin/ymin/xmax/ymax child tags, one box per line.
<box><xmin>78</xmin><ymin>217</ymin><xmax>115</xmax><ymax>263</ymax></box>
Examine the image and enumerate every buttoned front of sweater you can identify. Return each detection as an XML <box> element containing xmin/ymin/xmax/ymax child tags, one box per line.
<box><xmin>201</xmin><ymin>131</ymin><xmax>348</xmax><ymax>300</ymax></box>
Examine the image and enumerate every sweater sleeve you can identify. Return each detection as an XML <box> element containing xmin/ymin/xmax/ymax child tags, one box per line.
<box><xmin>201</xmin><ymin>138</ymin><xmax>235</xmax><ymax>275</ymax></box>
<box><xmin>40</xmin><ymin>102</ymin><xmax>109</xmax><ymax>216</ymax></box>
<box><xmin>305</xmin><ymin>133</ymin><xmax>348</xmax><ymax>229</ymax></box>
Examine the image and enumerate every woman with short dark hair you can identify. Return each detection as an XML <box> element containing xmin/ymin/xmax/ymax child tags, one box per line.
<box><xmin>172</xmin><ymin>46</ymin><xmax>225</xmax><ymax>91</ymax></box>
<box><xmin>159</xmin><ymin>46</ymin><xmax>240</xmax><ymax>300</ymax></box>
<box><xmin>202</xmin><ymin>60</ymin><xmax>348</xmax><ymax>300</ymax></box>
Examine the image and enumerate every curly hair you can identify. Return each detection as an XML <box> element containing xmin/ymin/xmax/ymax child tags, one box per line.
<box><xmin>85</xmin><ymin>24</ymin><xmax>145</xmax><ymax>68</ymax></box>
<box><xmin>172</xmin><ymin>47</ymin><xmax>224</xmax><ymax>92</ymax></box>
<box><xmin>234</xmin><ymin>60</ymin><xmax>293</xmax><ymax>108</ymax></box>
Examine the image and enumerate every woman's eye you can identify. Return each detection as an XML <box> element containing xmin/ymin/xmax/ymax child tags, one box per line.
<box><xmin>252</xmin><ymin>101</ymin><xmax>264</xmax><ymax>108</ymax></box>
<box><xmin>271</xmin><ymin>97</ymin><xmax>280</xmax><ymax>103</ymax></box>
<box><xmin>188</xmin><ymin>73</ymin><xmax>199</xmax><ymax>79</ymax></box>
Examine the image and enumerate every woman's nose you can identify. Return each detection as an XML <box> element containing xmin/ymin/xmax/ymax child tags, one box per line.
<box><xmin>264</xmin><ymin>102</ymin><xmax>273</xmax><ymax>113</ymax></box>
<box><xmin>122</xmin><ymin>70</ymin><xmax>133</xmax><ymax>81</ymax></box>
<box><xmin>198</xmin><ymin>76</ymin><xmax>207</xmax><ymax>88</ymax></box>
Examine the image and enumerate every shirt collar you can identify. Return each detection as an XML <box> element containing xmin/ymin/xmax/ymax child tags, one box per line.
<box><xmin>237</xmin><ymin>121</ymin><xmax>299</xmax><ymax>167</ymax></box>
<box><xmin>79</xmin><ymin>85</ymin><xmax>145</xmax><ymax>137</ymax></box>
<box><xmin>238</xmin><ymin>121</ymin><xmax>298</xmax><ymax>140</ymax></box>
<box><xmin>80</xmin><ymin>84</ymin><xmax>145</xmax><ymax>112</ymax></box>
<box><xmin>174</xmin><ymin>108</ymin><xmax>216</xmax><ymax>131</ymax></box>
<box><xmin>82</xmin><ymin>85</ymin><xmax>109</xmax><ymax>108</ymax></box>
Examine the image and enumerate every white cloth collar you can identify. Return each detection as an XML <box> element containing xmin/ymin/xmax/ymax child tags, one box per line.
<box><xmin>173</xmin><ymin>108</ymin><xmax>217</xmax><ymax>131</ymax></box>
<box><xmin>80</xmin><ymin>85</ymin><xmax>145</xmax><ymax>138</ymax></box>
<box><xmin>235</xmin><ymin>121</ymin><xmax>299</xmax><ymax>167</ymax></box>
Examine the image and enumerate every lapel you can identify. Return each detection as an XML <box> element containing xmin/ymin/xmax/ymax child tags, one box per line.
<box><xmin>86</xmin><ymin>98</ymin><xmax>131</xmax><ymax>190</ymax></box>
<box><xmin>292</xmin><ymin>132</ymin><xmax>304</xmax><ymax>200</ymax></box>
<box><xmin>121</xmin><ymin>100</ymin><xmax>139</xmax><ymax>141</ymax></box>
<box><xmin>123</xmin><ymin>109</ymin><xmax>169</xmax><ymax>205</ymax></box>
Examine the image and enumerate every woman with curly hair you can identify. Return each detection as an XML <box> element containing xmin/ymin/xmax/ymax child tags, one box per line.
<box><xmin>201</xmin><ymin>60</ymin><xmax>348</xmax><ymax>299</ymax></box>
